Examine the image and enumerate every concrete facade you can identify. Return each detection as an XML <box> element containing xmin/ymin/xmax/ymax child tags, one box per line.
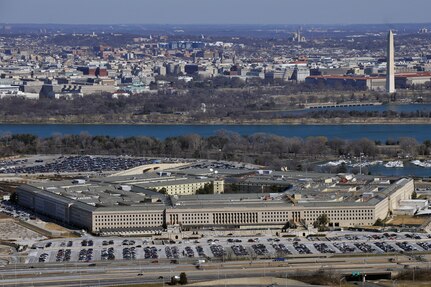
<box><xmin>16</xmin><ymin>173</ymin><xmax>414</xmax><ymax>235</ymax></box>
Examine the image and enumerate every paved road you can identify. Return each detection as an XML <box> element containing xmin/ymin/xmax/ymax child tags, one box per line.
<box><xmin>0</xmin><ymin>254</ymin><xmax>428</xmax><ymax>287</ymax></box>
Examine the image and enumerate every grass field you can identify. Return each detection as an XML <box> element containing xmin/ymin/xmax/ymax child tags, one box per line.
<box><xmin>108</xmin><ymin>284</ymin><xmax>163</xmax><ymax>287</ymax></box>
<box><xmin>0</xmin><ymin>212</ymin><xmax>12</xmax><ymax>219</ymax></box>
<box><xmin>44</xmin><ymin>222</ymin><xmax>71</xmax><ymax>232</ymax></box>
<box><xmin>387</xmin><ymin>215</ymin><xmax>430</xmax><ymax>226</ymax></box>
<box><xmin>375</xmin><ymin>280</ymin><xmax>431</xmax><ymax>287</ymax></box>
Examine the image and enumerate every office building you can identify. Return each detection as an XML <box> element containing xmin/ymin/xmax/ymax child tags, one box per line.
<box><xmin>16</xmin><ymin>170</ymin><xmax>414</xmax><ymax>235</ymax></box>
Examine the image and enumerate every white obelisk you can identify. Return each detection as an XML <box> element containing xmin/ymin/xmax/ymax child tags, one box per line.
<box><xmin>386</xmin><ymin>30</ymin><xmax>396</xmax><ymax>95</ymax></box>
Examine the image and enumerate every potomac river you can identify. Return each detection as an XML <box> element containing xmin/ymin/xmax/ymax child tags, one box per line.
<box><xmin>0</xmin><ymin>123</ymin><xmax>430</xmax><ymax>142</ymax></box>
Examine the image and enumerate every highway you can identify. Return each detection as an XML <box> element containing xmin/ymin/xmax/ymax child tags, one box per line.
<box><xmin>0</xmin><ymin>254</ymin><xmax>429</xmax><ymax>287</ymax></box>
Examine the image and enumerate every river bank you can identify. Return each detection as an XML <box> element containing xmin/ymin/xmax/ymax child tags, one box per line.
<box><xmin>1</xmin><ymin>116</ymin><xmax>431</xmax><ymax>125</ymax></box>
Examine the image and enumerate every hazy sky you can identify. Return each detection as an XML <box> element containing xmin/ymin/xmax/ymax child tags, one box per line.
<box><xmin>1</xmin><ymin>0</ymin><xmax>430</xmax><ymax>25</ymax></box>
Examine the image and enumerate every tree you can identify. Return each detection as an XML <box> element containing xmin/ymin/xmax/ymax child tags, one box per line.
<box><xmin>159</xmin><ymin>188</ymin><xmax>168</xmax><ymax>195</ymax></box>
<box><xmin>171</xmin><ymin>276</ymin><xmax>179</xmax><ymax>285</ymax></box>
<box><xmin>374</xmin><ymin>218</ymin><xmax>384</xmax><ymax>226</ymax></box>
<box><xmin>336</xmin><ymin>162</ymin><xmax>348</xmax><ymax>173</ymax></box>
<box><xmin>399</xmin><ymin>137</ymin><xmax>419</xmax><ymax>157</ymax></box>
<box><xmin>9</xmin><ymin>192</ymin><xmax>18</xmax><ymax>204</ymax></box>
<box><xmin>304</xmin><ymin>136</ymin><xmax>329</xmax><ymax>158</ymax></box>
<box><xmin>179</xmin><ymin>272</ymin><xmax>188</xmax><ymax>285</ymax></box>
<box><xmin>196</xmin><ymin>183</ymin><xmax>214</xmax><ymax>194</ymax></box>
<box><xmin>412</xmin><ymin>190</ymin><xmax>418</xmax><ymax>200</ymax></box>
<box><xmin>313</xmin><ymin>214</ymin><xmax>329</xmax><ymax>229</ymax></box>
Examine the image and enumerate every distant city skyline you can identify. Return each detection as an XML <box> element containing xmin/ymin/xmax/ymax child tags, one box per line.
<box><xmin>1</xmin><ymin>0</ymin><xmax>431</xmax><ymax>25</ymax></box>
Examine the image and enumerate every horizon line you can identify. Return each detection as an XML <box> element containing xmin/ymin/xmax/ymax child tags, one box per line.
<box><xmin>1</xmin><ymin>22</ymin><xmax>431</xmax><ymax>27</ymax></box>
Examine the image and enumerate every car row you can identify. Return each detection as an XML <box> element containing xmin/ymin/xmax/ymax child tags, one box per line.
<box><xmin>196</xmin><ymin>246</ymin><xmax>206</xmax><ymax>257</ymax></box>
<box><xmin>272</xmin><ymin>243</ymin><xmax>291</xmax><ymax>255</ymax></box>
<box><xmin>396</xmin><ymin>241</ymin><xmax>417</xmax><ymax>252</ymax></box>
<box><xmin>293</xmin><ymin>242</ymin><xmax>312</xmax><ymax>254</ymax></box>
<box><xmin>333</xmin><ymin>243</ymin><xmax>356</xmax><ymax>253</ymax></box>
<box><xmin>81</xmin><ymin>239</ymin><xmax>93</xmax><ymax>247</ymax></box>
<box><xmin>144</xmin><ymin>246</ymin><xmax>158</xmax><ymax>259</ymax></box>
<box><xmin>266</xmin><ymin>238</ymin><xmax>281</xmax><ymax>242</ymax></box>
<box><xmin>231</xmin><ymin>245</ymin><xmax>248</xmax><ymax>256</ymax></box>
<box><xmin>227</xmin><ymin>238</ymin><xmax>242</xmax><ymax>243</ymax></box>
<box><xmin>165</xmin><ymin>246</ymin><xmax>174</xmax><ymax>258</ymax></box>
<box><xmin>102</xmin><ymin>240</ymin><xmax>114</xmax><ymax>246</ymax></box>
<box><xmin>59</xmin><ymin>241</ymin><xmax>73</xmax><ymax>247</ymax></box>
<box><xmin>0</xmin><ymin>201</ymin><xmax>32</xmax><ymax>221</ymax></box>
<box><xmin>417</xmin><ymin>242</ymin><xmax>431</xmax><ymax>251</ymax></box>
<box><xmin>101</xmin><ymin>247</ymin><xmax>115</xmax><ymax>260</ymax></box>
<box><xmin>122</xmin><ymin>239</ymin><xmax>136</xmax><ymax>246</ymax></box>
<box><xmin>55</xmin><ymin>249</ymin><xmax>71</xmax><ymax>262</ymax></box>
<box><xmin>354</xmin><ymin>242</ymin><xmax>376</xmax><ymax>253</ymax></box>
<box><xmin>405</xmin><ymin>233</ymin><xmax>423</xmax><ymax>240</ymax></box>
<box><xmin>251</xmin><ymin>244</ymin><xmax>268</xmax><ymax>255</ymax></box>
<box><xmin>38</xmin><ymin>253</ymin><xmax>49</xmax><ymax>263</ymax></box>
<box><xmin>210</xmin><ymin>245</ymin><xmax>225</xmax><ymax>257</ymax></box>
<box><xmin>314</xmin><ymin>243</ymin><xmax>335</xmax><ymax>254</ymax></box>
<box><xmin>375</xmin><ymin>242</ymin><xmax>396</xmax><ymax>253</ymax></box>
<box><xmin>183</xmin><ymin>246</ymin><xmax>195</xmax><ymax>257</ymax></box>
<box><xmin>78</xmin><ymin>248</ymin><xmax>93</xmax><ymax>261</ymax></box>
<box><xmin>123</xmin><ymin>247</ymin><xmax>136</xmax><ymax>260</ymax></box>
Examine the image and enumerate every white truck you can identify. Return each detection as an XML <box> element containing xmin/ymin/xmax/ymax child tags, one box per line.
<box><xmin>194</xmin><ymin>259</ymin><xmax>206</xmax><ymax>265</ymax></box>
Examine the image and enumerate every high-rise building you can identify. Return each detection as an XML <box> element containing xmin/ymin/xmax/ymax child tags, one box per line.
<box><xmin>386</xmin><ymin>30</ymin><xmax>396</xmax><ymax>95</ymax></box>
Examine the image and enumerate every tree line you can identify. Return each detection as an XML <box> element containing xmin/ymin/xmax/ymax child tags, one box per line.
<box><xmin>1</xmin><ymin>91</ymin><xmax>430</xmax><ymax>124</ymax></box>
<box><xmin>0</xmin><ymin>132</ymin><xmax>430</xmax><ymax>171</ymax></box>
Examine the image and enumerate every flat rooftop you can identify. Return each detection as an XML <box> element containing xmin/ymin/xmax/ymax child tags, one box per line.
<box><xmin>19</xmin><ymin>169</ymin><xmax>411</xmax><ymax>212</ymax></box>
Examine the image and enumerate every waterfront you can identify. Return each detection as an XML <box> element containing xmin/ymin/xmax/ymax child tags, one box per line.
<box><xmin>278</xmin><ymin>103</ymin><xmax>431</xmax><ymax>116</ymax></box>
<box><xmin>318</xmin><ymin>161</ymin><xmax>431</xmax><ymax>177</ymax></box>
<box><xmin>0</xmin><ymin>123</ymin><xmax>430</xmax><ymax>142</ymax></box>
<box><xmin>367</xmin><ymin>162</ymin><xmax>431</xmax><ymax>177</ymax></box>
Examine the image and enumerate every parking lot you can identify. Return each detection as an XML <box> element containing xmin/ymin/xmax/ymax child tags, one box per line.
<box><xmin>0</xmin><ymin>155</ymin><xmax>162</xmax><ymax>174</ymax></box>
<box><xmin>0</xmin><ymin>156</ymin><xmax>255</xmax><ymax>175</ymax></box>
<box><xmin>25</xmin><ymin>232</ymin><xmax>431</xmax><ymax>264</ymax></box>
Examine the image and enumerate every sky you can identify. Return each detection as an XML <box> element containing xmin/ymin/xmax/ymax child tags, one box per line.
<box><xmin>1</xmin><ymin>0</ymin><xmax>430</xmax><ymax>25</ymax></box>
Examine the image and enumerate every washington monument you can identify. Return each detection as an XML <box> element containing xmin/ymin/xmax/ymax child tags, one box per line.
<box><xmin>386</xmin><ymin>30</ymin><xmax>396</xmax><ymax>95</ymax></box>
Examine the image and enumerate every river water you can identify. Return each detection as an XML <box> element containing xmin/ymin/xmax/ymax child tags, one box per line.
<box><xmin>0</xmin><ymin>123</ymin><xmax>430</xmax><ymax>142</ymax></box>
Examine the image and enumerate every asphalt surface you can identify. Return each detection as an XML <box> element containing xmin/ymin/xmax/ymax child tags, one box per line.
<box><xmin>0</xmin><ymin>254</ymin><xmax>429</xmax><ymax>287</ymax></box>
<box><xmin>25</xmin><ymin>232</ymin><xmax>431</xmax><ymax>265</ymax></box>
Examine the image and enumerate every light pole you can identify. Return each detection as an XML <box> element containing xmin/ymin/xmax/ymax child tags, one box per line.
<box><xmin>224</xmin><ymin>267</ymin><xmax>227</xmax><ymax>287</ymax></box>
<box><xmin>359</xmin><ymin>153</ymin><xmax>364</xmax><ymax>175</ymax></box>
<box><xmin>14</xmin><ymin>261</ymin><xmax>16</xmax><ymax>287</ymax></box>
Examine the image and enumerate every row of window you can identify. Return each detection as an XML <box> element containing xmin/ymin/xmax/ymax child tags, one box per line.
<box><xmin>182</xmin><ymin>214</ymin><xmax>210</xmax><ymax>218</ymax></box>
<box><xmin>94</xmin><ymin>215</ymin><xmax>161</xmax><ymax>218</ymax></box>
<box><xmin>94</xmin><ymin>219</ymin><xmax>163</xmax><ymax>229</ymax></box>
<box><xmin>95</xmin><ymin>214</ymin><xmax>162</xmax><ymax>222</ymax></box>
<box><xmin>304</xmin><ymin>210</ymin><xmax>373</xmax><ymax>215</ymax></box>
<box><xmin>92</xmin><ymin>209</ymin><xmax>376</xmax><ymax>226</ymax></box>
<box><xmin>305</xmin><ymin>216</ymin><xmax>374</xmax><ymax>221</ymax></box>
